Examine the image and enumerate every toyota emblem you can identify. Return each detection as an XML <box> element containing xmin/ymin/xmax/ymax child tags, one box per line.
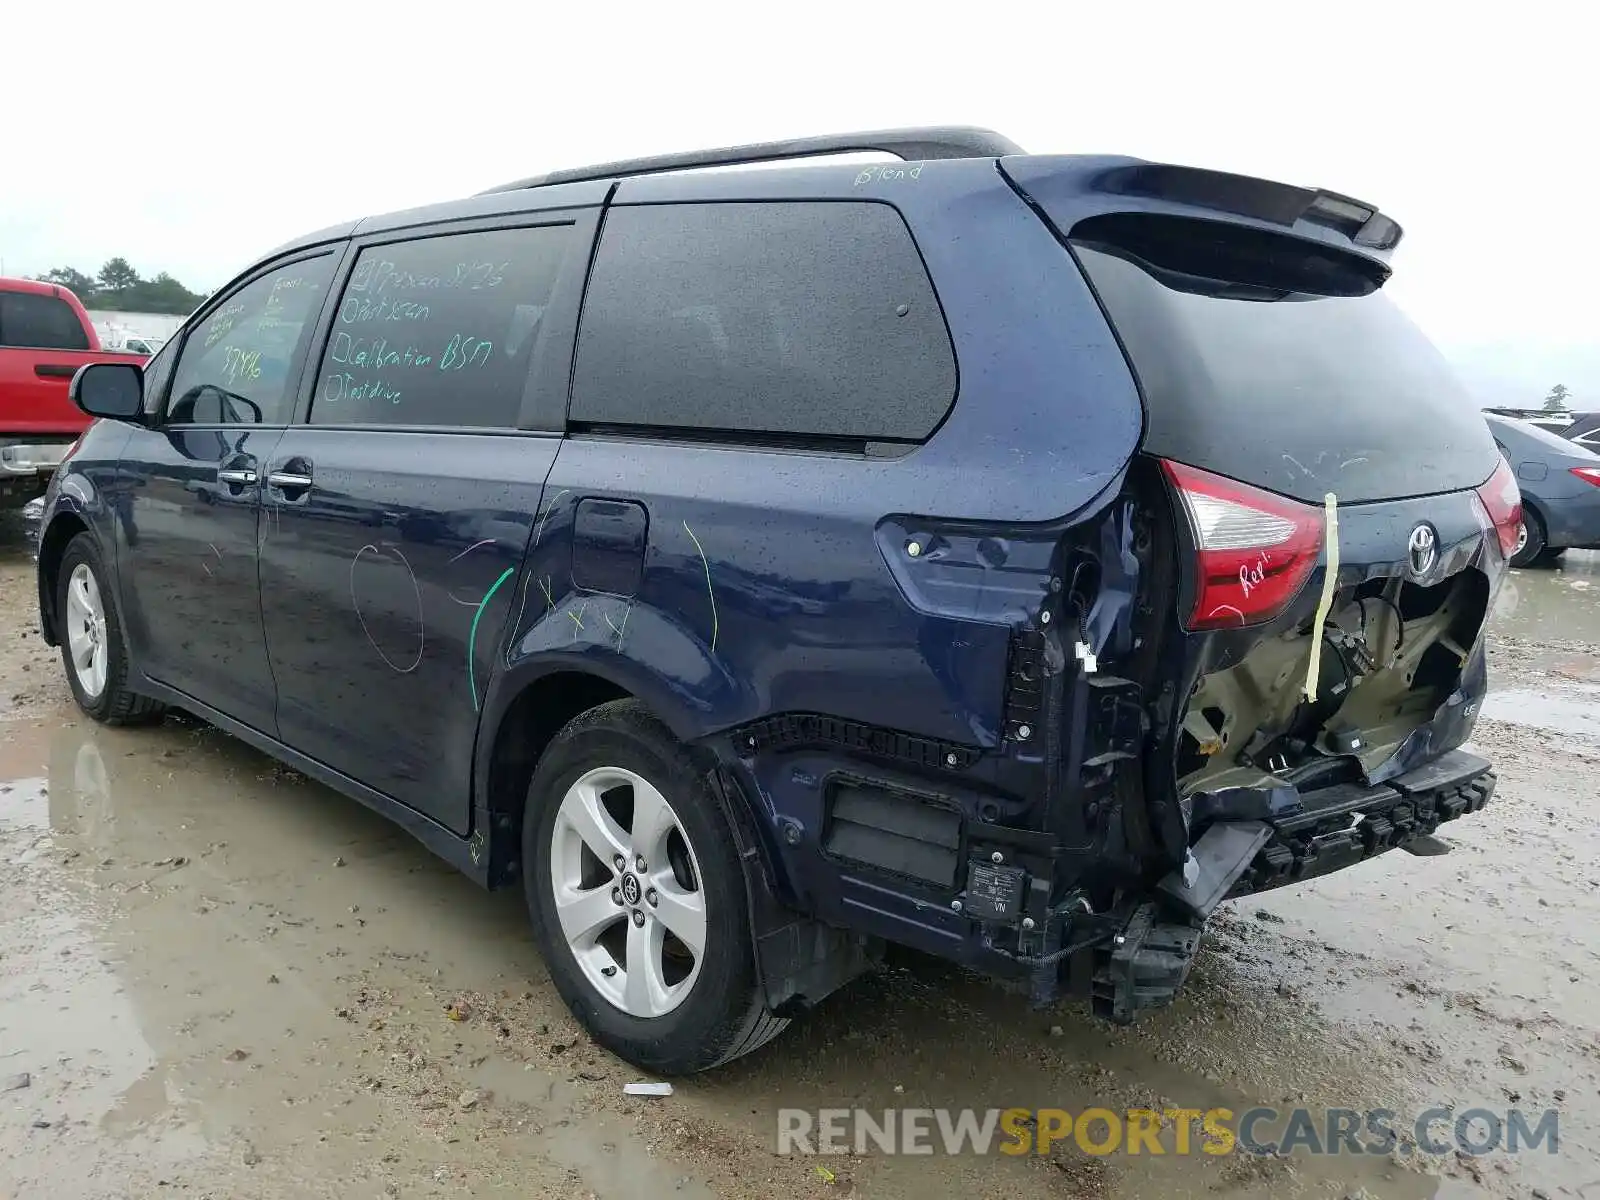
<box><xmin>1408</xmin><ymin>523</ymin><xmax>1438</xmax><ymax>577</ymax></box>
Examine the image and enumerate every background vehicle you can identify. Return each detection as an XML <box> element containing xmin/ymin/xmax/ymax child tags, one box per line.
<box><xmin>1483</xmin><ymin>405</ymin><xmax>1600</xmax><ymax>449</ymax></box>
<box><xmin>36</xmin><ymin>127</ymin><xmax>1511</xmax><ymax>1075</ymax></box>
<box><xmin>1567</xmin><ymin>413</ymin><xmax>1600</xmax><ymax>452</ymax></box>
<box><xmin>99</xmin><ymin>328</ymin><xmax>166</xmax><ymax>356</ymax></box>
<box><xmin>0</xmin><ymin>277</ymin><xmax>148</xmax><ymax>504</ymax></box>
<box><xmin>1486</xmin><ymin>411</ymin><xmax>1600</xmax><ymax>566</ymax></box>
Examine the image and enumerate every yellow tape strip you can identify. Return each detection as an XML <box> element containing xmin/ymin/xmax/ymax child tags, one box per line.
<box><xmin>1302</xmin><ymin>492</ymin><xmax>1340</xmax><ymax>701</ymax></box>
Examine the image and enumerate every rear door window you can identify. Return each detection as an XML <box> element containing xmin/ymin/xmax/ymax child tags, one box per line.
<box><xmin>0</xmin><ymin>290</ymin><xmax>91</xmax><ymax>350</ymax></box>
<box><xmin>1070</xmin><ymin>216</ymin><xmax>1499</xmax><ymax>504</ymax></box>
<box><xmin>167</xmin><ymin>255</ymin><xmax>337</xmax><ymax>425</ymax></box>
<box><xmin>309</xmin><ymin>224</ymin><xmax>576</xmax><ymax>429</ymax></box>
<box><xmin>570</xmin><ymin>201</ymin><xmax>955</xmax><ymax>443</ymax></box>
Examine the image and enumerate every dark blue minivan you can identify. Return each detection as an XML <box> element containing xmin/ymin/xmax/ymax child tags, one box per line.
<box><xmin>39</xmin><ymin>128</ymin><xmax>1519</xmax><ymax>1073</ymax></box>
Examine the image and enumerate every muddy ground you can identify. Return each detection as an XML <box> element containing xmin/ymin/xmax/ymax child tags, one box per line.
<box><xmin>2</xmin><ymin>511</ymin><xmax>1596</xmax><ymax>1200</ymax></box>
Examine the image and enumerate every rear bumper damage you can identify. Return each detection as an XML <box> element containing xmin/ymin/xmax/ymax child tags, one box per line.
<box><xmin>1094</xmin><ymin>748</ymin><xmax>1494</xmax><ymax>1021</ymax></box>
<box><xmin>765</xmin><ymin>746</ymin><xmax>1496</xmax><ymax>1025</ymax></box>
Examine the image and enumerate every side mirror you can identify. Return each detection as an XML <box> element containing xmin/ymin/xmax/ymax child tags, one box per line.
<box><xmin>70</xmin><ymin>362</ymin><xmax>145</xmax><ymax>421</ymax></box>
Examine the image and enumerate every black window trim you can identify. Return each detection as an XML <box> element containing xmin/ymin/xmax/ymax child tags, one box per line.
<box><xmin>564</xmin><ymin>422</ymin><xmax>919</xmax><ymax>460</ymax></box>
<box><xmin>288</xmin><ymin>206</ymin><xmax>603</xmax><ymax>435</ymax></box>
<box><xmin>564</xmin><ymin>196</ymin><xmax>960</xmax><ymax>453</ymax></box>
<box><xmin>153</xmin><ymin>242</ymin><xmax>351</xmax><ymax>430</ymax></box>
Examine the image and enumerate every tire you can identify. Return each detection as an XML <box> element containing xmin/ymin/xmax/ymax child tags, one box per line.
<box><xmin>55</xmin><ymin>533</ymin><xmax>165</xmax><ymax>726</ymax></box>
<box><xmin>522</xmin><ymin>699</ymin><xmax>787</xmax><ymax>1074</ymax></box>
<box><xmin>1510</xmin><ymin>509</ymin><xmax>1553</xmax><ymax>568</ymax></box>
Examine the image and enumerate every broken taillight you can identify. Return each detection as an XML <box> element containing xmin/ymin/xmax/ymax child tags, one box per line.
<box><xmin>1160</xmin><ymin>459</ymin><xmax>1325</xmax><ymax>631</ymax></box>
<box><xmin>1570</xmin><ymin>466</ymin><xmax>1600</xmax><ymax>488</ymax></box>
<box><xmin>1474</xmin><ymin>459</ymin><xmax>1522</xmax><ymax>557</ymax></box>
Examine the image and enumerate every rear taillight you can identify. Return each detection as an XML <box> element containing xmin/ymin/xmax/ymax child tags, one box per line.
<box><xmin>1475</xmin><ymin>459</ymin><xmax>1522</xmax><ymax>557</ymax></box>
<box><xmin>1160</xmin><ymin>459</ymin><xmax>1325</xmax><ymax>631</ymax></box>
<box><xmin>1571</xmin><ymin>466</ymin><xmax>1600</xmax><ymax>488</ymax></box>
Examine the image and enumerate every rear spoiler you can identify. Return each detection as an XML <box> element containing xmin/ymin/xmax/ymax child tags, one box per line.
<box><xmin>1096</xmin><ymin>163</ymin><xmax>1401</xmax><ymax>250</ymax></box>
<box><xmin>1001</xmin><ymin>155</ymin><xmax>1403</xmax><ymax>260</ymax></box>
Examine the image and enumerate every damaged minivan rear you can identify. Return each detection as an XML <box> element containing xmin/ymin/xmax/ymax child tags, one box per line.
<box><xmin>759</xmin><ymin>149</ymin><xmax>1517</xmax><ymax>1042</ymax></box>
<box><xmin>980</xmin><ymin>157</ymin><xmax>1517</xmax><ymax>1020</ymax></box>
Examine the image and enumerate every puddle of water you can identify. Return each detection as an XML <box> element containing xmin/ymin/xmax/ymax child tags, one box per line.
<box><xmin>1491</xmin><ymin>550</ymin><xmax>1600</xmax><ymax>643</ymax></box>
<box><xmin>0</xmin><ymin>776</ymin><xmax>48</xmax><ymax>833</ymax></box>
<box><xmin>0</xmin><ymin>714</ymin><xmax>52</xmax><ymax>833</ymax></box>
<box><xmin>0</xmin><ymin>712</ymin><xmax>723</xmax><ymax>1199</ymax></box>
<box><xmin>0</xmin><ymin>773</ymin><xmax>213</xmax><ymax>1191</ymax></box>
<box><xmin>1480</xmin><ymin>683</ymin><xmax>1600</xmax><ymax>743</ymax></box>
<box><xmin>470</xmin><ymin>1056</ymin><xmax>717</xmax><ymax>1200</ymax></box>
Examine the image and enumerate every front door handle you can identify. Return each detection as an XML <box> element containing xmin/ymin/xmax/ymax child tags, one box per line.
<box><xmin>266</xmin><ymin>471</ymin><xmax>313</xmax><ymax>489</ymax></box>
<box><xmin>218</xmin><ymin>467</ymin><xmax>258</xmax><ymax>486</ymax></box>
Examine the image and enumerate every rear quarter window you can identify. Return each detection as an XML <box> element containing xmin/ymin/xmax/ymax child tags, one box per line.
<box><xmin>570</xmin><ymin>201</ymin><xmax>956</xmax><ymax>444</ymax></box>
<box><xmin>0</xmin><ymin>290</ymin><xmax>91</xmax><ymax>350</ymax></box>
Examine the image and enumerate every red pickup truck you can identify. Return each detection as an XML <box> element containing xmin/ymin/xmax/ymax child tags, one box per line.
<box><xmin>0</xmin><ymin>277</ymin><xmax>148</xmax><ymax>504</ymax></box>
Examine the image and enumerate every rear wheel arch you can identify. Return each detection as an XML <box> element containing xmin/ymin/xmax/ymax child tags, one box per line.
<box><xmin>520</xmin><ymin>697</ymin><xmax>788</xmax><ymax>1072</ymax></box>
<box><xmin>481</xmin><ymin>669</ymin><xmax>853</xmax><ymax>1034</ymax></box>
<box><xmin>480</xmin><ymin>669</ymin><xmax>633</xmax><ymax>886</ymax></box>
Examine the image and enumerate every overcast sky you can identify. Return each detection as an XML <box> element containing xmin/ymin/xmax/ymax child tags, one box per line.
<box><xmin>3</xmin><ymin>2</ymin><xmax>1589</xmax><ymax>407</ymax></box>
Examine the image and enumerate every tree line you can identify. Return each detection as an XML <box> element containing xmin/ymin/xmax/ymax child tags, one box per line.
<box><xmin>31</xmin><ymin>258</ymin><xmax>206</xmax><ymax>316</ymax></box>
<box><xmin>1544</xmin><ymin>384</ymin><xmax>1572</xmax><ymax>412</ymax></box>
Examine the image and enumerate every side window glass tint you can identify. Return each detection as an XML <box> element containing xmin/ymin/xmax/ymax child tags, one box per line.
<box><xmin>0</xmin><ymin>292</ymin><xmax>92</xmax><ymax>350</ymax></box>
<box><xmin>570</xmin><ymin>202</ymin><xmax>956</xmax><ymax>443</ymax></box>
<box><xmin>167</xmin><ymin>256</ymin><xmax>336</xmax><ymax>425</ymax></box>
<box><xmin>310</xmin><ymin>224</ymin><xmax>575</xmax><ymax>429</ymax></box>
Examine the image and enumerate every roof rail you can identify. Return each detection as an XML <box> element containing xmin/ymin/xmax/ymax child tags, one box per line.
<box><xmin>476</xmin><ymin>126</ymin><xmax>1025</xmax><ymax>195</ymax></box>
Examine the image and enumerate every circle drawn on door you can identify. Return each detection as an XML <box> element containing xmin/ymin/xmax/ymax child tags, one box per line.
<box><xmin>349</xmin><ymin>544</ymin><xmax>425</xmax><ymax>674</ymax></box>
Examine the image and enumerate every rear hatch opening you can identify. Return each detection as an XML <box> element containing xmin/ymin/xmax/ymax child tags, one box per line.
<box><xmin>1019</xmin><ymin>195</ymin><xmax>1515</xmax><ymax>1019</ymax></box>
<box><xmin>1081</xmin><ymin>459</ymin><xmax>1511</xmax><ymax>1023</ymax></box>
<box><xmin>1159</xmin><ymin>455</ymin><xmax>1516</xmax><ymax>808</ymax></box>
<box><xmin>1049</xmin><ymin>205</ymin><xmax>1511</xmax><ymax>818</ymax></box>
<box><xmin>1174</xmin><ymin>563</ymin><xmax>1492</xmax><ymax>798</ymax></box>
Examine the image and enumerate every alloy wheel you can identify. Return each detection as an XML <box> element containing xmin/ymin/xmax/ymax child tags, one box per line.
<box><xmin>64</xmin><ymin>563</ymin><xmax>109</xmax><ymax>699</ymax></box>
<box><xmin>548</xmin><ymin>766</ymin><xmax>707</xmax><ymax>1018</ymax></box>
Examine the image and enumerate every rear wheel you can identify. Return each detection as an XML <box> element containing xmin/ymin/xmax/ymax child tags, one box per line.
<box><xmin>56</xmin><ymin>534</ymin><xmax>165</xmax><ymax>725</ymax></box>
<box><xmin>1510</xmin><ymin>509</ymin><xmax>1556</xmax><ymax>568</ymax></box>
<box><xmin>522</xmin><ymin>699</ymin><xmax>786</xmax><ymax>1074</ymax></box>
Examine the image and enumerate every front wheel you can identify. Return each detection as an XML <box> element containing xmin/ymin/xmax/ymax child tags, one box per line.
<box><xmin>522</xmin><ymin>699</ymin><xmax>787</xmax><ymax>1074</ymax></box>
<box><xmin>55</xmin><ymin>533</ymin><xmax>165</xmax><ymax>725</ymax></box>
